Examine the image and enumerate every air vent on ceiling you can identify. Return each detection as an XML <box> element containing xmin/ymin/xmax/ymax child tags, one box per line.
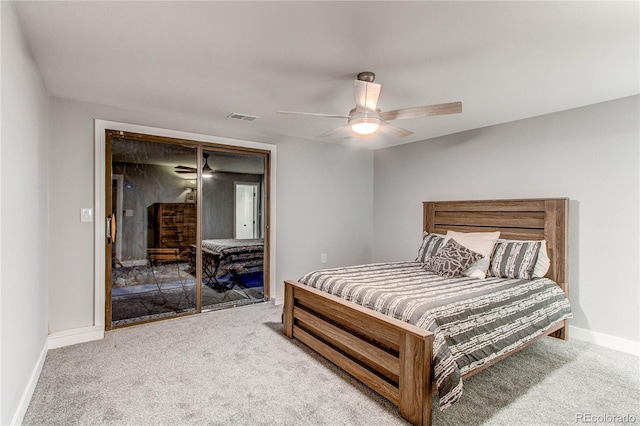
<box><xmin>227</xmin><ymin>113</ymin><xmax>259</xmax><ymax>121</ymax></box>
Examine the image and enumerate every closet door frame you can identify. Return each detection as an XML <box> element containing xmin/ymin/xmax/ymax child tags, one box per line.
<box><xmin>96</xmin><ymin>120</ymin><xmax>276</xmax><ymax>331</ymax></box>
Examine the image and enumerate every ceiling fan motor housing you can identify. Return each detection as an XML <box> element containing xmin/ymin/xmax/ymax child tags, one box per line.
<box><xmin>356</xmin><ymin>71</ymin><xmax>375</xmax><ymax>83</ymax></box>
<box><xmin>349</xmin><ymin>107</ymin><xmax>382</xmax><ymax>123</ymax></box>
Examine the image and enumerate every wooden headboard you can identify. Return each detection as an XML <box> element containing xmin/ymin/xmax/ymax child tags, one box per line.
<box><xmin>423</xmin><ymin>198</ymin><xmax>568</xmax><ymax>295</ymax></box>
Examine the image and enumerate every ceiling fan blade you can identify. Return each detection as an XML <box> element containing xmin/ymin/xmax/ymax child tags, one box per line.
<box><xmin>175</xmin><ymin>170</ymin><xmax>197</xmax><ymax>174</ymax></box>
<box><xmin>354</xmin><ymin>80</ymin><xmax>381</xmax><ymax>111</ymax></box>
<box><xmin>174</xmin><ymin>165</ymin><xmax>197</xmax><ymax>171</ymax></box>
<box><xmin>317</xmin><ymin>124</ymin><xmax>350</xmax><ymax>138</ymax></box>
<box><xmin>380</xmin><ymin>122</ymin><xmax>414</xmax><ymax>138</ymax></box>
<box><xmin>380</xmin><ymin>101</ymin><xmax>462</xmax><ymax>121</ymax></box>
<box><xmin>277</xmin><ymin>110</ymin><xmax>350</xmax><ymax>119</ymax></box>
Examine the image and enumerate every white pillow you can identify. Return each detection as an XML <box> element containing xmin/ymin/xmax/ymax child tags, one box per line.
<box><xmin>444</xmin><ymin>230</ymin><xmax>500</xmax><ymax>279</ymax></box>
<box><xmin>533</xmin><ymin>240</ymin><xmax>551</xmax><ymax>277</ymax></box>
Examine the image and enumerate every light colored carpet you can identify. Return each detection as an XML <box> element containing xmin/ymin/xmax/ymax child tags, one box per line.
<box><xmin>24</xmin><ymin>303</ymin><xmax>639</xmax><ymax>425</ymax></box>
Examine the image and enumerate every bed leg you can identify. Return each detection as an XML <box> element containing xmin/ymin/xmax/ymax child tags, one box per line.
<box><xmin>283</xmin><ymin>281</ymin><xmax>294</xmax><ymax>339</ymax></box>
<box><xmin>553</xmin><ymin>319</ymin><xmax>569</xmax><ymax>340</ymax></box>
<box><xmin>399</xmin><ymin>332</ymin><xmax>434</xmax><ymax>426</ymax></box>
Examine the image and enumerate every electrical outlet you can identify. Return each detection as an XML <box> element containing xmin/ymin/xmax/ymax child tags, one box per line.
<box><xmin>321</xmin><ymin>253</ymin><xmax>327</xmax><ymax>263</ymax></box>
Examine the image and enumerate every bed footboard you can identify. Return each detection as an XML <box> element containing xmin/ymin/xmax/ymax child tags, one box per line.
<box><xmin>283</xmin><ymin>280</ymin><xmax>435</xmax><ymax>426</ymax></box>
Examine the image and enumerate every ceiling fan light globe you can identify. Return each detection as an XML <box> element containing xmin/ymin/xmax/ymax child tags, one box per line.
<box><xmin>351</xmin><ymin>121</ymin><xmax>380</xmax><ymax>135</ymax></box>
<box><xmin>348</xmin><ymin>108</ymin><xmax>382</xmax><ymax>136</ymax></box>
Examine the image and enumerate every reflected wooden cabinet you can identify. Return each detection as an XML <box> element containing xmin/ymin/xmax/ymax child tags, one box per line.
<box><xmin>147</xmin><ymin>203</ymin><xmax>196</xmax><ymax>251</ymax></box>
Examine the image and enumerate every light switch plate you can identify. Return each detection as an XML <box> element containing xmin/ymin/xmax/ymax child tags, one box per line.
<box><xmin>80</xmin><ymin>208</ymin><xmax>93</xmax><ymax>222</ymax></box>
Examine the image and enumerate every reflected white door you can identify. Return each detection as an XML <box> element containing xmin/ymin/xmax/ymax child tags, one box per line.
<box><xmin>235</xmin><ymin>183</ymin><xmax>258</xmax><ymax>239</ymax></box>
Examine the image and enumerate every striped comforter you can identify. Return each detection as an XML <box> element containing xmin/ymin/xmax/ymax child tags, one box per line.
<box><xmin>298</xmin><ymin>261</ymin><xmax>572</xmax><ymax>410</ymax></box>
<box><xmin>201</xmin><ymin>238</ymin><xmax>263</xmax><ymax>255</ymax></box>
<box><xmin>201</xmin><ymin>239</ymin><xmax>264</xmax><ymax>275</ymax></box>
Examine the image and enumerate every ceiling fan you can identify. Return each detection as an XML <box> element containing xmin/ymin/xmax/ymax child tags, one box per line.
<box><xmin>278</xmin><ymin>71</ymin><xmax>462</xmax><ymax>138</ymax></box>
<box><xmin>174</xmin><ymin>153</ymin><xmax>213</xmax><ymax>176</ymax></box>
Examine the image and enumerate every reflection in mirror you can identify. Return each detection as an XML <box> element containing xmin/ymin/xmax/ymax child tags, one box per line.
<box><xmin>107</xmin><ymin>137</ymin><xmax>267</xmax><ymax>327</ymax></box>
<box><xmin>109</xmin><ymin>138</ymin><xmax>198</xmax><ymax>326</ymax></box>
<box><xmin>200</xmin><ymin>150</ymin><xmax>266</xmax><ymax>310</ymax></box>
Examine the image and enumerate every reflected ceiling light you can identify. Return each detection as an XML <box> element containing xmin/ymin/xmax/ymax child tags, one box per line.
<box><xmin>202</xmin><ymin>153</ymin><xmax>213</xmax><ymax>178</ymax></box>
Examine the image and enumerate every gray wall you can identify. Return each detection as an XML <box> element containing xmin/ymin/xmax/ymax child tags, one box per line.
<box><xmin>373</xmin><ymin>96</ymin><xmax>639</xmax><ymax>343</ymax></box>
<box><xmin>0</xmin><ymin>2</ymin><xmax>50</xmax><ymax>424</ymax></box>
<box><xmin>277</xmin><ymin>138</ymin><xmax>374</xmax><ymax>280</ymax></box>
<box><xmin>47</xmin><ymin>97</ymin><xmax>374</xmax><ymax>333</ymax></box>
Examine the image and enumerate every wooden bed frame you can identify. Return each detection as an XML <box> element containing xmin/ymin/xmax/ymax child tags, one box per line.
<box><xmin>283</xmin><ymin>198</ymin><xmax>569</xmax><ymax>426</ymax></box>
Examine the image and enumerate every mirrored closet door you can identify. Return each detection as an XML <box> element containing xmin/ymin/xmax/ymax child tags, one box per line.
<box><xmin>105</xmin><ymin>131</ymin><xmax>269</xmax><ymax>329</ymax></box>
<box><xmin>106</xmin><ymin>135</ymin><xmax>198</xmax><ymax>327</ymax></box>
<box><xmin>200</xmin><ymin>149</ymin><xmax>266</xmax><ymax>310</ymax></box>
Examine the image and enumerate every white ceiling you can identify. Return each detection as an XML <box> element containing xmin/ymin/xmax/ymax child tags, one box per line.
<box><xmin>14</xmin><ymin>1</ymin><xmax>639</xmax><ymax>150</ymax></box>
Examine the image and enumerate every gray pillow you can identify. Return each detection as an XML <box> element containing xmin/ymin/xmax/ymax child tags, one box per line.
<box><xmin>416</xmin><ymin>232</ymin><xmax>446</xmax><ymax>263</ymax></box>
<box><xmin>423</xmin><ymin>238</ymin><xmax>483</xmax><ymax>278</ymax></box>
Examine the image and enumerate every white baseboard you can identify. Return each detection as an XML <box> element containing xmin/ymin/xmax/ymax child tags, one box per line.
<box><xmin>10</xmin><ymin>327</ymin><xmax>105</xmax><ymax>424</ymax></box>
<box><xmin>569</xmin><ymin>325</ymin><xmax>639</xmax><ymax>356</ymax></box>
<box><xmin>11</xmin><ymin>343</ymin><xmax>47</xmax><ymax>426</ymax></box>
<box><xmin>47</xmin><ymin>325</ymin><xmax>105</xmax><ymax>350</ymax></box>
